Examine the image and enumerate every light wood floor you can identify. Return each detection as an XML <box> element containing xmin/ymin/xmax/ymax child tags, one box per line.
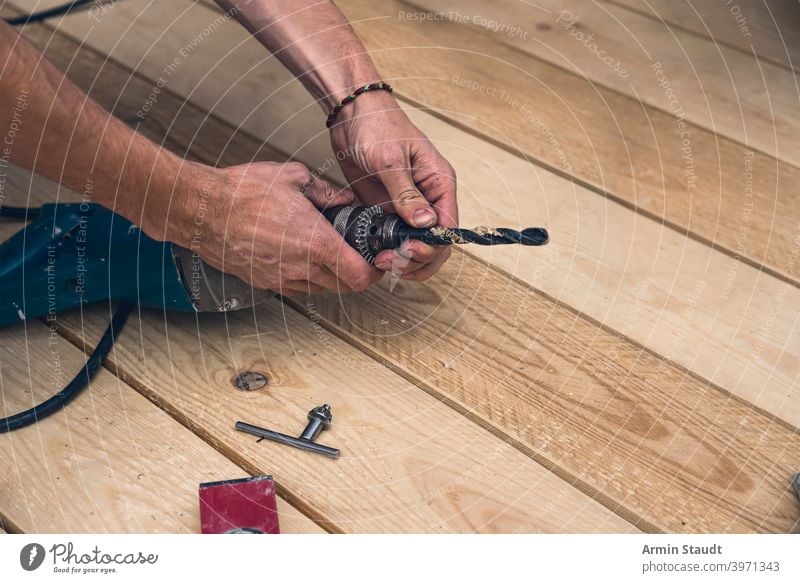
<box><xmin>0</xmin><ymin>0</ymin><xmax>798</xmax><ymax>533</ymax></box>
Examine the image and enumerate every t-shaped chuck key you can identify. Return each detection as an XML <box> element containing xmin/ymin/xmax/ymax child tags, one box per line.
<box><xmin>235</xmin><ymin>405</ymin><xmax>340</xmax><ymax>459</ymax></box>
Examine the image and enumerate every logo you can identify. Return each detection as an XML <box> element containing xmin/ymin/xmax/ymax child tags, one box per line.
<box><xmin>20</xmin><ymin>543</ymin><xmax>46</xmax><ymax>571</ymax></box>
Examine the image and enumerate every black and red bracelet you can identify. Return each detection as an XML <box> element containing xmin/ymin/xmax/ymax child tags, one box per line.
<box><xmin>325</xmin><ymin>82</ymin><xmax>393</xmax><ymax>129</ymax></box>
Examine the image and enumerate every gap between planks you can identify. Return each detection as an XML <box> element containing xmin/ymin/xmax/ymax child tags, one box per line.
<box><xmin>409</xmin><ymin>0</ymin><xmax>800</xmax><ymax>168</ymax></box>
<box><xmin>604</xmin><ymin>0</ymin><xmax>800</xmax><ymax>73</ymax></box>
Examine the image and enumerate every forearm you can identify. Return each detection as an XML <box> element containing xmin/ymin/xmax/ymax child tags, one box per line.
<box><xmin>216</xmin><ymin>0</ymin><xmax>386</xmax><ymax>112</ymax></box>
<box><xmin>0</xmin><ymin>22</ymin><xmax>187</xmax><ymax>235</ymax></box>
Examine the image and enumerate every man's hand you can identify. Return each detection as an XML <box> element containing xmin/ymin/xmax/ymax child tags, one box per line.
<box><xmin>329</xmin><ymin>91</ymin><xmax>458</xmax><ymax>281</ymax></box>
<box><xmin>148</xmin><ymin>161</ymin><xmax>383</xmax><ymax>296</ymax></box>
<box><xmin>219</xmin><ymin>0</ymin><xmax>459</xmax><ymax>281</ymax></box>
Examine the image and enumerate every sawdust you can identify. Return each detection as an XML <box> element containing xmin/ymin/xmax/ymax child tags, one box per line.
<box><xmin>473</xmin><ymin>225</ymin><xmax>503</xmax><ymax>237</ymax></box>
<box><xmin>430</xmin><ymin>226</ymin><xmax>468</xmax><ymax>243</ymax></box>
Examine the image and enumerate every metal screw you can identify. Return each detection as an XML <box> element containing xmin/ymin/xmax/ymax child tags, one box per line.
<box><xmin>232</xmin><ymin>371</ymin><xmax>269</xmax><ymax>391</ymax></box>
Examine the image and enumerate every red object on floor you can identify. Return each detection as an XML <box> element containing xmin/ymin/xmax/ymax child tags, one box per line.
<box><xmin>199</xmin><ymin>475</ymin><xmax>280</xmax><ymax>534</ymax></box>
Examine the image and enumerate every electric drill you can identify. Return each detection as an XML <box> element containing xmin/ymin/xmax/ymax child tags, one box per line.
<box><xmin>0</xmin><ymin>203</ymin><xmax>548</xmax><ymax>327</ymax></box>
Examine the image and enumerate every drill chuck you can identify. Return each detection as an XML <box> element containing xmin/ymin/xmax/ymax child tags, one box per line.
<box><xmin>323</xmin><ymin>205</ymin><xmax>548</xmax><ymax>264</ymax></box>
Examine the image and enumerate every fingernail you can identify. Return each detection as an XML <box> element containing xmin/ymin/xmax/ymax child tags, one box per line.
<box><xmin>412</xmin><ymin>208</ymin><xmax>437</xmax><ymax>227</ymax></box>
<box><xmin>375</xmin><ymin>259</ymin><xmax>391</xmax><ymax>270</ymax></box>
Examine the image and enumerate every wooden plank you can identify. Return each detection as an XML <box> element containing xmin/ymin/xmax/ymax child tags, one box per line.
<box><xmin>336</xmin><ymin>0</ymin><xmax>800</xmax><ymax>284</ymax></box>
<box><xmin>609</xmin><ymin>0</ymin><xmax>800</xmax><ymax>71</ymax></box>
<box><xmin>429</xmin><ymin>0</ymin><xmax>800</xmax><ymax>159</ymax></box>
<box><xmin>16</xmin><ymin>5</ymin><xmax>800</xmax><ymax>430</ymax></box>
<box><xmin>398</xmin><ymin>110</ymin><xmax>800</xmax><ymax>429</ymax></box>
<box><xmin>91</xmin><ymin>87</ymin><xmax>800</xmax><ymax>532</ymax></box>
<box><xmin>301</xmin><ymin>261</ymin><xmax>800</xmax><ymax>533</ymax></box>
<box><xmin>57</xmin><ymin>303</ymin><xmax>636</xmax><ymax>533</ymax></box>
<box><xmin>411</xmin><ymin>0</ymin><xmax>800</xmax><ymax>166</ymax></box>
<box><xmin>0</xmin><ymin>320</ymin><xmax>322</xmax><ymax>533</ymax></box>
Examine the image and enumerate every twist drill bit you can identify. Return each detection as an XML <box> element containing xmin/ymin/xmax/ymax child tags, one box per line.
<box><xmin>323</xmin><ymin>204</ymin><xmax>548</xmax><ymax>263</ymax></box>
<box><xmin>403</xmin><ymin>225</ymin><xmax>549</xmax><ymax>247</ymax></box>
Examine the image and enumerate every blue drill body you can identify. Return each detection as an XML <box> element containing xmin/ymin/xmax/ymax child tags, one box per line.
<box><xmin>0</xmin><ymin>203</ymin><xmax>194</xmax><ymax>327</ymax></box>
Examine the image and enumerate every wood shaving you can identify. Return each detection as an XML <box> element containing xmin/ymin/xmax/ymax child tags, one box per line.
<box><xmin>430</xmin><ymin>226</ymin><xmax>468</xmax><ymax>243</ymax></box>
<box><xmin>473</xmin><ymin>225</ymin><xmax>503</xmax><ymax>237</ymax></box>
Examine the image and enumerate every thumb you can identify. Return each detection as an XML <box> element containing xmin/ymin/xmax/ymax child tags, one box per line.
<box><xmin>378</xmin><ymin>161</ymin><xmax>438</xmax><ymax>228</ymax></box>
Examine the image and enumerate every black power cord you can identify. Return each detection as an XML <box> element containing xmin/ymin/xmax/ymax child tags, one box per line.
<box><xmin>0</xmin><ymin>302</ymin><xmax>132</xmax><ymax>433</ymax></box>
<box><xmin>4</xmin><ymin>0</ymin><xmax>96</xmax><ymax>26</ymax></box>
<box><xmin>0</xmin><ymin>205</ymin><xmax>41</xmax><ymax>219</ymax></box>
<box><xmin>0</xmin><ymin>205</ymin><xmax>131</xmax><ymax>432</ymax></box>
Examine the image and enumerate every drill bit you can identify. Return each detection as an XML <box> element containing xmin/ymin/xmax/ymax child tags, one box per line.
<box><xmin>324</xmin><ymin>204</ymin><xmax>549</xmax><ymax>263</ymax></box>
<box><xmin>400</xmin><ymin>225</ymin><xmax>549</xmax><ymax>247</ymax></box>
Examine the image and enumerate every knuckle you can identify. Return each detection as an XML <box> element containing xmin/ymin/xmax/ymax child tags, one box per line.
<box><xmin>379</xmin><ymin>149</ymin><xmax>404</xmax><ymax>168</ymax></box>
<box><xmin>285</xmin><ymin>161</ymin><xmax>311</xmax><ymax>181</ymax></box>
<box><xmin>309</xmin><ymin>237</ymin><xmax>336</xmax><ymax>264</ymax></box>
<box><xmin>347</xmin><ymin>272</ymin><xmax>373</xmax><ymax>292</ymax></box>
<box><xmin>395</xmin><ymin>188</ymin><xmax>424</xmax><ymax>206</ymax></box>
<box><xmin>284</xmin><ymin>264</ymin><xmax>308</xmax><ymax>282</ymax></box>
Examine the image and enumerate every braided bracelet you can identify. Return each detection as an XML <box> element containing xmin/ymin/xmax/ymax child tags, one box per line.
<box><xmin>325</xmin><ymin>82</ymin><xmax>393</xmax><ymax>128</ymax></box>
